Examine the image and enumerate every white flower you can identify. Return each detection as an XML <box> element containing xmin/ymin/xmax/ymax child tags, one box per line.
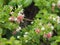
<box><xmin>31</xmin><ymin>22</ymin><xmax>33</xmax><ymax>24</ymax></box>
<box><xmin>53</xmin><ymin>17</ymin><xmax>56</xmax><ymax>21</ymax></box>
<box><xmin>17</xmin><ymin>36</ymin><xmax>20</xmax><ymax>39</ymax></box>
<box><xmin>10</xmin><ymin>12</ymin><xmax>14</xmax><ymax>15</ymax></box>
<box><xmin>9</xmin><ymin>16</ymin><xmax>15</xmax><ymax>21</ymax></box>
<box><xmin>9</xmin><ymin>18</ymin><xmax>12</xmax><ymax>20</ymax></box>
<box><xmin>41</xmin><ymin>27</ymin><xmax>45</xmax><ymax>30</ymax></box>
<box><xmin>18</xmin><ymin>9</ymin><xmax>24</xmax><ymax>15</ymax></box>
<box><xmin>10</xmin><ymin>6</ymin><xmax>13</xmax><ymax>10</ymax></box>
<box><xmin>19</xmin><ymin>27</ymin><xmax>21</xmax><ymax>30</ymax></box>
<box><xmin>39</xmin><ymin>23</ymin><xmax>42</xmax><ymax>26</ymax></box>
<box><xmin>51</xmin><ymin>25</ymin><xmax>54</xmax><ymax>30</ymax></box>
<box><xmin>24</xmin><ymin>35</ymin><xmax>27</xmax><ymax>37</ymax></box>
<box><xmin>16</xmin><ymin>29</ymin><xmax>19</xmax><ymax>32</ymax></box>
<box><xmin>18</xmin><ymin>5</ymin><xmax>22</xmax><ymax>8</ymax></box>
<box><xmin>48</xmin><ymin>23</ymin><xmax>52</xmax><ymax>26</ymax></box>
<box><xmin>16</xmin><ymin>27</ymin><xmax>21</xmax><ymax>32</ymax></box>
<box><xmin>18</xmin><ymin>12</ymin><xmax>24</xmax><ymax>17</ymax></box>
<box><xmin>25</xmin><ymin>32</ymin><xmax>28</xmax><ymax>35</ymax></box>
<box><xmin>52</xmin><ymin>3</ymin><xmax>56</xmax><ymax>7</ymax></box>
<box><xmin>18</xmin><ymin>12</ymin><xmax>22</xmax><ymax>16</ymax></box>
<box><xmin>14</xmin><ymin>18</ymin><xmax>17</xmax><ymax>21</ymax></box>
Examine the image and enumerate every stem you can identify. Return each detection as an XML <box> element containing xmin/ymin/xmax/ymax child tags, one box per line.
<box><xmin>24</xmin><ymin>18</ymin><xmax>33</xmax><ymax>21</ymax></box>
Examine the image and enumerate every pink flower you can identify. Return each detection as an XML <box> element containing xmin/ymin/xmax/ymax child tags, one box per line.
<box><xmin>47</xmin><ymin>32</ymin><xmax>52</xmax><ymax>39</ymax></box>
<box><xmin>9</xmin><ymin>16</ymin><xmax>15</xmax><ymax>21</ymax></box>
<box><xmin>35</xmin><ymin>28</ymin><xmax>40</xmax><ymax>34</ymax></box>
<box><xmin>17</xmin><ymin>15</ymin><xmax>24</xmax><ymax>23</ymax></box>
<box><xmin>43</xmin><ymin>32</ymin><xmax>52</xmax><ymax>39</ymax></box>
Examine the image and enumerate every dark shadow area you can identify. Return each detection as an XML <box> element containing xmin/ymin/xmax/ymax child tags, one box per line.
<box><xmin>2</xmin><ymin>29</ymin><xmax>12</xmax><ymax>39</ymax></box>
<box><xmin>20</xmin><ymin>2</ymin><xmax>39</xmax><ymax>28</ymax></box>
<box><xmin>24</xmin><ymin>2</ymin><xmax>39</xmax><ymax>20</ymax></box>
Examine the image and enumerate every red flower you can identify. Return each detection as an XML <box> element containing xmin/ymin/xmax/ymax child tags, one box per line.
<box><xmin>9</xmin><ymin>16</ymin><xmax>15</xmax><ymax>21</ymax></box>
<box><xmin>35</xmin><ymin>28</ymin><xmax>40</xmax><ymax>34</ymax></box>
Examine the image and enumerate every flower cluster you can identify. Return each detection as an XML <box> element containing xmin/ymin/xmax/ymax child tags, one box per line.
<box><xmin>9</xmin><ymin>11</ymin><xmax>24</xmax><ymax>23</ymax></box>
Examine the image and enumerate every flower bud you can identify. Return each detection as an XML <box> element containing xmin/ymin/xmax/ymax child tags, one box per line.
<box><xmin>35</xmin><ymin>28</ymin><xmax>40</xmax><ymax>34</ymax></box>
<box><xmin>47</xmin><ymin>32</ymin><xmax>52</xmax><ymax>39</ymax></box>
<box><xmin>9</xmin><ymin>16</ymin><xmax>15</xmax><ymax>21</ymax></box>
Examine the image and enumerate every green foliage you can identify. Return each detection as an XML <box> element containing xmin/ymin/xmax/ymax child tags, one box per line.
<box><xmin>0</xmin><ymin>0</ymin><xmax>60</xmax><ymax>45</ymax></box>
<box><xmin>9</xmin><ymin>0</ymin><xmax>32</xmax><ymax>7</ymax></box>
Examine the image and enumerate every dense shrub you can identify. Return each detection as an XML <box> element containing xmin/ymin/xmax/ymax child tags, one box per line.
<box><xmin>0</xmin><ymin>0</ymin><xmax>60</xmax><ymax>45</ymax></box>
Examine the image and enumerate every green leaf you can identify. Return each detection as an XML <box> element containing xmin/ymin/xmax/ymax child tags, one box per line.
<box><xmin>57</xmin><ymin>24</ymin><xmax>60</xmax><ymax>30</ymax></box>
<box><xmin>0</xmin><ymin>28</ymin><xmax>2</xmax><ymax>35</ymax></box>
<box><xmin>22</xmin><ymin>0</ymin><xmax>32</xmax><ymax>7</ymax></box>
<box><xmin>51</xmin><ymin>42</ymin><xmax>57</xmax><ymax>45</ymax></box>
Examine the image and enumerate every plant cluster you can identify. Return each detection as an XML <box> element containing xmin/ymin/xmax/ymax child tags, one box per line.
<box><xmin>0</xmin><ymin>0</ymin><xmax>60</xmax><ymax>45</ymax></box>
